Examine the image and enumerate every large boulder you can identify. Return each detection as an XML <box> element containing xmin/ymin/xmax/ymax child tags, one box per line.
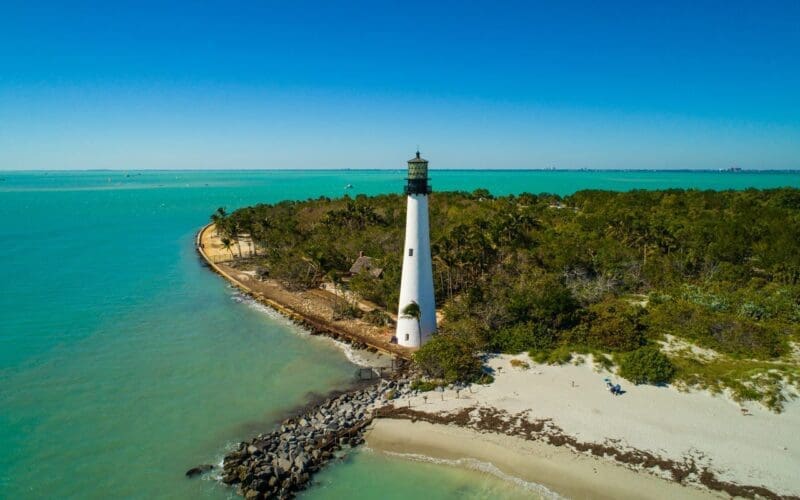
<box><xmin>251</xmin><ymin>479</ymin><xmax>269</xmax><ymax>492</ymax></box>
<box><xmin>276</xmin><ymin>457</ymin><xmax>292</xmax><ymax>474</ymax></box>
<box><xmin>238</xmin><ymin>468</ymin><xmax>253</xmax><ymax>484</ymax></box>
<box><xmin>185</xmin><ymin>464</ymin><xmax>214</xmax><ymax>477</ymax></box>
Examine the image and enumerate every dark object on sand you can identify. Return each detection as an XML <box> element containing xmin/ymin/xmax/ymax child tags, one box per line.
<box><xmin>604</xmin><ymin>378</ymin><xmax>624</xmax><ymax>396</ymax></box>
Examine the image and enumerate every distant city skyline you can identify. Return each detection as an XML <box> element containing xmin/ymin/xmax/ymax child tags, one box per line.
<box><xmin>1</xmin><ymin>1</ymin><xmax>799</xmax><ymax>170</ymax></box>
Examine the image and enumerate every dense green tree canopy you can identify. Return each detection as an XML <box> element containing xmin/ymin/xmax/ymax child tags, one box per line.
<box><xmin>215</xmin><ymin>188</ymin><xmax>800</xmax><ymax>404</ymax></box>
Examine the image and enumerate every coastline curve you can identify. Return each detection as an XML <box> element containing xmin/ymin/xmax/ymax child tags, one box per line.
<box><xmin>195</xmin><ymin>223</ymin><xmax>412</xmax><ymax>361</ymax></box>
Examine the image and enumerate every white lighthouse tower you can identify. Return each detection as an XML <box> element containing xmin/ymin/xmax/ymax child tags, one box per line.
<box><xmin>396</xmin><ymin>151</ymin><xmax>437</xmax><ymax>347</ymax></box>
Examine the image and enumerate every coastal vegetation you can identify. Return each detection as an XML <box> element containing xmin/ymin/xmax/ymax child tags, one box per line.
<box><xmin>213</xmin><ymin>188</ymin><xmax>800</xmax><ymax>410</ymax></box>
<box><xmin>618</xmin><ymin>347</ymin><xmax>676</xmax><ymax>385</ymax></box>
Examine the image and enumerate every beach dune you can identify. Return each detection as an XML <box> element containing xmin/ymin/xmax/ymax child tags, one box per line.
<box><xmin>367</xmin><ymin>354</ymin><xmax>800</xmax><ymax>498</ymax></box>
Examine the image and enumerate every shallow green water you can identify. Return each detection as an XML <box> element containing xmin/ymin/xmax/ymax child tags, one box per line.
<box><xmin>0</xmin><ymin>169</ymin><xmax>797</xmax><ymax>498</ymax></box>
<box><xmin>304</xmin><ymin>448</ymin><xmax>546</xmax><ymax>499</ymax></box>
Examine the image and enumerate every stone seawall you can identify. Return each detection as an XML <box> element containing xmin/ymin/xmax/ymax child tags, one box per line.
<box><xmin>219</xmin><ymin>377</ymin><xmax>413</xmax><ymax>499</ymax></box>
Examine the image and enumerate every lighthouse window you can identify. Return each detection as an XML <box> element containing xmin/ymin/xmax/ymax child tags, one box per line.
<box><xmin>408</xmin><ymin>248</ymin><xmax>414</xmax><ymax>257</ymax></box>
<box><xmin>405</xmin><ymin>334</ymin><xmax>409</xmax><ymax>341</ymax></box>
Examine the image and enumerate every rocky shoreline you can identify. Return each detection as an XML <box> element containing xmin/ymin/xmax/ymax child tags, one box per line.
<box><xmin>187</xmin><ymin>367</ymin><xmax>794</xmax><ymax>500</ymax></box>
<box><xmin>194</xmin><ymin>223</ymin><xmax>418</xmax><ymax>498</ymax></box>
<box><xmin>215</xmin><ymin>377</ymin><xmax>413</xmax><ymax>499</ymax></box>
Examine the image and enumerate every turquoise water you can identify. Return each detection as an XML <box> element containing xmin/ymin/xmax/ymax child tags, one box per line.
<box><xmin>0</xmin><ymin>169</ymin><xmax>797</xmax><ymax>499</ymax></box>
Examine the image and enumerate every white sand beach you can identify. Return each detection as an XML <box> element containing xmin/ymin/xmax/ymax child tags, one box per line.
<box><xmin>367</xmin><ymin>419</ymin><xmax>719</xmax><ymax>499</ymax></box>
<box><xmin>367</xmin><ymin>354</ymin><xmax>800</xmax><ymax>497</ymax></box>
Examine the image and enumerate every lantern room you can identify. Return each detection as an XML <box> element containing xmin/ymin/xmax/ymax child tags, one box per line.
<box><xmin>405</xmin><ymin>151</ymin><xmax>431</xmax><ymax>195</ymax></box>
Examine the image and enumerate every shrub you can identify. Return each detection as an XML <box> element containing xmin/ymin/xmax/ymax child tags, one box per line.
<box><xmin>528</xmin><ymin>345</ymin><xmax>573</xmax><ymax>365</ymax></box>
<box><xmin>501</xmin><ymin>273</ymin><xmax>579</xmax><ymax>330</ymax></box>
<box><xmin>410</xmin><ymin>380</ymin><xmax>438</xmax><ymax>392</ymax></box>
<box><xmin>413</xmin><ymin>332</ymin><xmax>483</xmax><ymax>383</ymax></box>
<box><xmin>529</xmin><ymin>349</ymin><xmax>549</xmax><ymax>364</ymax></box>
<box><xmin>647</xmin><ymin>299</ymin><xmax>787</xmax><ymax>359</ymax></box>
<box><xmin>585</xmin><ymin>298</ymin><xmax>646</xmax><ymax>351</ymax></box>
<box><xmin>548</xmin><ymin>346</ymin><xmax>573</xmax><ymax>365</ymax></box>
<box><xmin>510</xmin><ymin>359</ymin><xmax>530</xmax><ymax>370</ymax></box>
<box><xmin>595</xmin><ymin>354</ymin><xmax>614</xmax><ymax>371</ymax></box>
<box><xmin>488</xmin><ymin>323</ymin><xmax>556</xmax><ymax>354</ymax></box>
<box><xmin>682</xmin><ymin>285</ymin><xmax>730</xmax><ymax>311</ymax></box>
<box><xmin>363</xmin><ymin>309</ymin><xmax>392</xmax><ymax>326</ymax></box>
<box><xmin>618</xmin><ymin>347</ymin><xmax>675</xmax><ymax>385</ymax></box>
<box><xmin>331</xmin><ymin>299</ymin><xmax>361</xmax><ymax>320</ymax></box>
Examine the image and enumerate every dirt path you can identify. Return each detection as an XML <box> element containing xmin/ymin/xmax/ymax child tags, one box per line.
<box><xmin>196</xmin><ymin>223</ymin><xmax>413</xmax><ymax>360</ymax></box>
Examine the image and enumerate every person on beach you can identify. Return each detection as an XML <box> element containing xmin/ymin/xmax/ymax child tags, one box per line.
<box><xmin>604</xmin><ymin>378</ymin><xmax>623</xmax><ymax>396</ymax></box>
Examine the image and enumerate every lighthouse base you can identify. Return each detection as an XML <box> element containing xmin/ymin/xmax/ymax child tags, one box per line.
<box><xmin>396</xmin><ymin>315</ymin><xmax>436</xmax><ymax>348</ymax></box>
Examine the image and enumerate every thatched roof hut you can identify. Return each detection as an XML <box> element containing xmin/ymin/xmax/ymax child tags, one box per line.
<box><xmin>349</xmin><ymin>251</ymin><xmax>383</xmax><ymax>278</ymax></box>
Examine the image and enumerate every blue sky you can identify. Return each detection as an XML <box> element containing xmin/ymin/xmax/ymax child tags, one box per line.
<box><xmin>1</xmin><ymin>0</ymin><xmax>799</xmax><ymax>170</ymax></box>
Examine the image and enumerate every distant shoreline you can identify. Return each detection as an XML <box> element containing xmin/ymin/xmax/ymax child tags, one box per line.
<box><xmin>5</xmin><ymin>168</ymin><xmax>800</xmax><ymax>173</ymax></box>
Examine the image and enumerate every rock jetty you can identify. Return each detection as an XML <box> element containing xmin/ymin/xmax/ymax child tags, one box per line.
<box><xmin>219</xmin><ymin>377</ymin><xmax>412</xmax><ymax>499</ymax></box>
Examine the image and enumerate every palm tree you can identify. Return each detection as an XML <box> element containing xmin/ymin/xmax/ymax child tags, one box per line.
<box><xmin>221</xmin><ymin>237</ymin><xmax>234</xmax><ymax>259</ymax></box>
<box><xmin>210</xmin><ymin>207</ymin><xmax>227</xmax><ymax>236</ymax></box>
<box><xmin>228</xmin><ymin>224</ymin><xmax>243</xmax><ymax>258</ymax></box>
<box><xmin>251</xmin><ymin>218</ymin><xmax>271</xmax><ymax>256</ymax></box>
<box><xmin>401</xmin><ymin>301</ymin><xmax>422</xmax><ymax>337</ymax></box>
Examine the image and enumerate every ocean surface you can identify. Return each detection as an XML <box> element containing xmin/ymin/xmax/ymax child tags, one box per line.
<box><xmin>1</xmin><ymin>169</ymin><xmax>797</xmax><ymax>499</ymax></box>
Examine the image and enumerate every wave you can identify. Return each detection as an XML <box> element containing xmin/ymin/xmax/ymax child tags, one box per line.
<box><xmin>234</xmin><ymin>291</ymin><xmax>304</xmax><ymax>328</ymax></box>
<box><xmin>232</xmin><ymin>291</ymin><xmax>391</xmax><ymax>369</ymax></box>
<box><xmin>379</xmin><ymin>450</ymin><xmax>563</xmax><ymax>499</ymax></box>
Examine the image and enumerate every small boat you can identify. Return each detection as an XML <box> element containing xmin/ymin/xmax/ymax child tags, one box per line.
<box><xmin>344</xmin><ymin>183</ymin><xmax>353</xmax><ymax>189</ymax></box>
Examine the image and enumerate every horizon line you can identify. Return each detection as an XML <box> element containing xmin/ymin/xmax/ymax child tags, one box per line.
<box><xmin>2</xmin><ymin>168</ymin><xmax>800</xmax><ymax>174</ymax></box>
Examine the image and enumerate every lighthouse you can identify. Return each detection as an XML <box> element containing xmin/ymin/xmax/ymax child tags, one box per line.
<box><xmin>396</xmin><ymin>151</ymin><xmax>437</xmax><ymax>347</ymax></box>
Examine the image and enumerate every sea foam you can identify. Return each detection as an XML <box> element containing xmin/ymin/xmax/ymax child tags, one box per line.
<box><xmin>234</xmin><ymin>291</ymin><xmax>391</xmax><ymax>369</ymax></box>
<box><xmin>380</xmin><ymin>450</ymin><xmax>563</xmax><ymax>499</ymax></box>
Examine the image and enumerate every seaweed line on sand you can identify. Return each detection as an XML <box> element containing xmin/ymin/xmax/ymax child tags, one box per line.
<box><xmin>376</xmin><ymin>405</ymin><xmax>798</xmax><ymax>500</ymax></box>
